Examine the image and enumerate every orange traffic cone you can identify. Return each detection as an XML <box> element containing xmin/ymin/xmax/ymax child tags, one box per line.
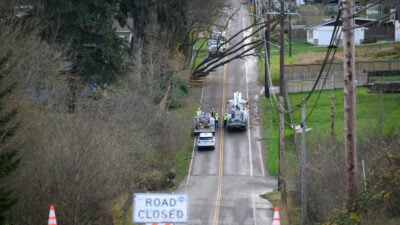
<box><xmin>48</xmin><ymin>204</ymin><xmax>57</xmax><ymax>225</ymax></box>
<box><xmin>272</xmin><ymin>206</ymin><xmax>280</xmax><ymax>225</ymax></box>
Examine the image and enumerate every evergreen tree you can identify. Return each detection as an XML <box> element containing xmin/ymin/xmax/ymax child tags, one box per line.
<box><xmin>0</xmin><ymin>52</ymin><xmax>20</xmax><ymax>225</ymax></box>
<box><xmin>38</xmin><ymin>0</ymin><xmax>124</xmax><ymax>85</ymax></box>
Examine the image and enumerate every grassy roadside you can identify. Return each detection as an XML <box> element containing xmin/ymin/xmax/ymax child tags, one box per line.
<box><xmin>261</xmin><ymin>40</ymin><xmax>400</xmax><ymax>176</ymax></box>
<box><xmin>260</xmin><ymin>39</ymin><xmax>400</xmax><ymax>224</ymax></box>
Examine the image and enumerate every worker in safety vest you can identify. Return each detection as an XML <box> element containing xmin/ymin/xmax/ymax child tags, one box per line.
<box><xmin>223</xmin><ymin>113</ymin><xmax>228</xmax><ymax>128</ymax></box>
<box><xmin>196</xmin><ymin>108</ymin><xmax>201</xmax><ymax>116</ymax></box>
<box><xmin>215</xmin><ymin>113</ymin><xmax>219</xmax><ymax>128</ymax></box>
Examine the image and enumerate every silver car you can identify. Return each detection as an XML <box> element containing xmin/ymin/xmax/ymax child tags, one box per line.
<box><xmin>197</xmin><ymin>132</ymin><xmax>215</xmax><ymax>150</ymax></box>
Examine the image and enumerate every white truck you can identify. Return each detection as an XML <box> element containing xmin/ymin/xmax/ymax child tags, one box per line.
<box><xmin>225</xmin><ymin>91</ymin><xmax>248</xmax><ymax>131</ymax></box>
<box><xmin>193</xmin><ymin>112</ymin><xmax>215</xmax><ymax>135</ymax></box>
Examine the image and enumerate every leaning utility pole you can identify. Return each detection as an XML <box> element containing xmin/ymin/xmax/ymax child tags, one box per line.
<box><xmin>342</xmin><ymin>0</ymin><xmax>358</xmax><ymax>209</ymax></box>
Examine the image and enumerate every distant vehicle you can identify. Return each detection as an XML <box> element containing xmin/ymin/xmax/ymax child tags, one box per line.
<box><xmin>15</xmin><ymin>5</ymin><xmax>33</xmax><ymax>17</ymax></box>
<box><xmin>208</xmin><ymin>31</ymin><xmax>226</xmax><ymax>55</ymax></box>
<box><xmin>197</xmin><ymin>132</ymin><xmax>215</xmax><ymax>150</ymax></box>
<box><xmin>225</xmin><ymin>91</ymin><xmax>248</xmax><ymax>131</ymax></box>
<box><xmin>194</xmin><ymin>112</ymin><xmax>215</xmax><ymax>135</ymax></box>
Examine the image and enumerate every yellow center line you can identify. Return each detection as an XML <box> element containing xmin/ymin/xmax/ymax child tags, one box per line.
<box><xmin>213</xmin><ymin>26</ymin><xmax>229</xmax><ymax>225</ymax></box>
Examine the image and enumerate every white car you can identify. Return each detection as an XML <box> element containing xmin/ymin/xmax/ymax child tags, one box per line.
<box><xmin>197</xmin><ymin>132</ymin><xmax>215</xmax><ymax>150</ymax></box>
<box><xmin>207</xmin><ymin>31</ymin><xmax>226</xmax><ymax>55</ymax></box>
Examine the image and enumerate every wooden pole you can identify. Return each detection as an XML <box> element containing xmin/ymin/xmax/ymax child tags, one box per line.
<box><xmin>301</xmin><ymin>100</ymin><xmax>307</xmax><ymax>225</ymax></box>
<box><xmin>330</xmin><ymin>73</ymin><xmax>335</xmax><ymax>145</ymax></box>
<box><xmin>279</xmin><ymin>0</ymin><xmax>287</xmax><ymax>208</ymax></box>
<box><xmin>342</xmin><ymin>0</ymin><xmax>358</xmax><ymax>209</ymax></box>
<box><xmin>279</xmin><ymin>96</ymin><xmax>286</xmax><ymax>208</ymax></box>
<box><xmin>289</xmin><ymin>15</ymin><xmax>292</xmax><ymax>57</ymax></box>
<box><xmin>265</xmin><ymin>0</ymin><xmax>271</xmax><ymax>98</ymax></box>
<box><xmin>265</xmin><ymin>28</ymin><xmax>270</xmax><ymax>98</ymax></box>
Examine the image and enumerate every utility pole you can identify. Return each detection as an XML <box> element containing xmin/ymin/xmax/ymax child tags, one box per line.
<box><xmin>301</xmin><ymin>100</ymin><xmax>306</xmax><ymax>225</ymax></box>
<box><xmin>264</xmin><ymin>28</ymin><xmax>270</xmax><ymax>98</ymax></box>
<box><xmin>342</xmin><ymin>0</ymin><xmax>358</xmax><ymax>209</ymax></box>
<box><xmin>278</xmin><ymin>0</ymin><xmax>287</xmax><ymax>209</ymax></box>
<box><xmin>330</xmin><ymin>73</ymin><xmax>335</xmax><ymax>145</ymax></box>
<box><xmin>265</xmin><ymin>0</ymin><xmax>272</xmax><ymax>98</ymax></box>
<box><xmin>266</xmin><ymin>0</ymin><xmax>271</xmax><ymax>64</ymax></box>
<box><xmin>289</xmin><ymin>15</ymin><xmax>292</xmax><ymax>57</ymax></box>
<box><xmin>253</xmin><ymin>0</ymin><xmax>257</xmax><ymax>24</ymax></box>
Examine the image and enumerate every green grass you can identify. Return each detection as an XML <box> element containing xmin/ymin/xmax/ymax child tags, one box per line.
<box><xmin>260</xmin><ymin>38</ymin><xmax>400</xmax><ymax>178</ymax></box>
<box><xmin>169</xmin><ymin>84</ymin><xmax>203</xmax><ymax>188</ymax></box>
<box><xmin>262</xmin><ymin>98</ymin><xmax>280</xmax><ymax>176</ymax></box>
<box><xmin>192</xmin><ymin>38</ymin><xmax>209</xmax><ymax>71</ymax></box>
<box><xmin>262</xmin><ymin>86</ymin><xmax>400</xmax><ymax>178</ymax></box>
<box><xmin>289</xmin><ymin>87</ymin><xmax>400</xmax><ymax>135</ymax></box>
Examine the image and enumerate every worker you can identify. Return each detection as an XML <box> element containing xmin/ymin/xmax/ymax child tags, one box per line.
<box><xmin>210</xmin><ymin>108</ymin><xmax>215</xmax><ymax>118</ymax></box>
<box><xmin>196</xmin><ymin>108</ymin><xmax>201</xmax><ymax>116</ymax></box>
<box><xmin>223</xmin><ymin>113</ymin><xmax>228</xmax><ymax>128</ymax></box>
<box><xmin>215</xmin><ymin>113</ymin><xmax>219</xmax><ymax>128</ymax></box>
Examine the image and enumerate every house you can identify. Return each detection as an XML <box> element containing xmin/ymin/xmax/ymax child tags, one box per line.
<box><xmin>305</xmin><ymin>18</ymin><xmax>375</xmax><ymax>46</ymax></box>
<box><xmin>112</xmin><ymin>18</ymin><xmax>133</xmax><ymax>44</ymax></box>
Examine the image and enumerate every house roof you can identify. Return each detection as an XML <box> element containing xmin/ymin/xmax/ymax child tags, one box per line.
<box><xmin>112</xmin><ymin>18</ymin><xmax>133</xmax><ymax>33</ymax></box>
<box><xmin>305</xmin><ymin>17</ymin><xmax>376</xmax><ymax>29</ymax></box>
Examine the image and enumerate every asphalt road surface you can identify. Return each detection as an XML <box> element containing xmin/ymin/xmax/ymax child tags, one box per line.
<box><xmin>176</xmin><ymin>1</ymin><xmax>277</xmax><ymax>225</ymax></box>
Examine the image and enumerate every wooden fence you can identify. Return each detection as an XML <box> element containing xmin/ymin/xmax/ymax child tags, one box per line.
<box><xmin>284</xmin><ymin>60</ymin><xmax>400</xmax><ymax>93</ymax></box>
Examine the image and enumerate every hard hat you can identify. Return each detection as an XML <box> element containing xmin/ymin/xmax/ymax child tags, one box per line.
<box><xmin>216</xmin><ymin>113</ymin><xmax>218</xmax><ymax>115</ymax></box>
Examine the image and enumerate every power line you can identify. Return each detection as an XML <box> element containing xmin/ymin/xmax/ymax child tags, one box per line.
<box><xmin>264</xmin><ymin>0</ymin><xmax>399</xmax><ymax>122</ymax></box>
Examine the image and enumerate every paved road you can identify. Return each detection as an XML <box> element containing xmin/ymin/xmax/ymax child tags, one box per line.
<box><xmin>177</xmin><ymin>1</ymin><xmax>277</xmax><ymax>225</ymax></box>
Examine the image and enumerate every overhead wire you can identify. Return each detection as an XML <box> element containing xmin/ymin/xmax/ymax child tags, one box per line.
<box><xmin>342</xmin><ymin>0</ymin><xmax>400</xmax><ymax>30</ymax></box>
<box><xmin>263</xmin><ymin>0</ymin><xmax>398</xmax><ymax>125</ymax></box>
<box><xmin>299</xmin><ymin>8</ymin><xmax>342</xmax><ymax>106</ymax></box>
<box><xmin>264</xmin><ymin>3</ymin><xmax>343</xmax><ymax>117</ymax></box>
<box><xmin>302</xmin><ymin>28</ymin><xmax>342</xmax><ymax>125</ymax></box>
<box><xmin>298</xmin><ymin>0</ymin><xmax>399</xmax><ymax>124</ymax></box>
<box><xmin>343</xmin><ymin>0</ymin><xmax>384</xmax><ymax>20</ymax></box>
<box><xmin>283</xmin><ymin>5</ymin><xmax>344</xmax><ymax>126</ymax></box>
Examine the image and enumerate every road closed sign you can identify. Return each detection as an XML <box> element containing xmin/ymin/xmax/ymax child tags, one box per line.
<box><xmin>133</xmin><ymin>193</ymin><xmax>188</xmax><ymax>223</ymax></box>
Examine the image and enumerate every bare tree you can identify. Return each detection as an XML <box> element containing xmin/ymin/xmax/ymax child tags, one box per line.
<box><xmin>190</xmin><ymin>14</ymin><xmax>279</xmax><ymax>78</ymax></box>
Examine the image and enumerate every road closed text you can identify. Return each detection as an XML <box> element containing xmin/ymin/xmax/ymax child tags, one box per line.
<box><xmin>137</xmin><ymin>209</ymin><xmax>184</xmax><ymax>220</ymax></box>
<box><xmin>133</xmin><ymin>193</ymin><xmax>188</xmax><ymax>223</ymax></box>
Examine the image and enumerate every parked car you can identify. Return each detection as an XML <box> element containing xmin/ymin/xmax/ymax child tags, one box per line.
<box><xmin>197</xmin><ymin>132</ymin><xmax>215</xmax><ymax>150</ymax></box>
<box><xmin>207</xmin><ymin>31</ymin><xmax>226</xmax><ymax>55</ymax></box>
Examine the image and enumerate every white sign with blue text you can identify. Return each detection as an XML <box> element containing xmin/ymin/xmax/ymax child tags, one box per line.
<box><xmin>133</xmin><ymin>193</ymin><xmax>188</xmax><ymax>223</ymax></box>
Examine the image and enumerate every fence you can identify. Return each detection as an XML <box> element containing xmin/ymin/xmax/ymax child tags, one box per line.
<box><xmin>284</xmin><ymin>59</ymin><xmax>400</xmax><ymax>93</ymax></box>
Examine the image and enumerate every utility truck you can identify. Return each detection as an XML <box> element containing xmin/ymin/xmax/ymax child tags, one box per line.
<box><xmin>193</xmin><ymin>112</ymin><xmax>215</xmax><ymax>135</ymax></box>
<box><xmin>225</xmin><ymin>91</ymin><xmax>248</xmax><ymax>131</ymax></box>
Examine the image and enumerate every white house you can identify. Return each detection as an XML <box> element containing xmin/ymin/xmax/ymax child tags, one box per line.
<box><xmin>112</xmin><ymin>18</ymin><xmax>134</xmax><ymax>44</ymax></box>
<box><xmin>396</xmin><ymin>20</ymin><xmax>400</xmax><ymax>42</ymax></box>
<box><xmin>305</xmin><ymin>18</ymin><xmax>374</xmax><ymax>46</ymax></box>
